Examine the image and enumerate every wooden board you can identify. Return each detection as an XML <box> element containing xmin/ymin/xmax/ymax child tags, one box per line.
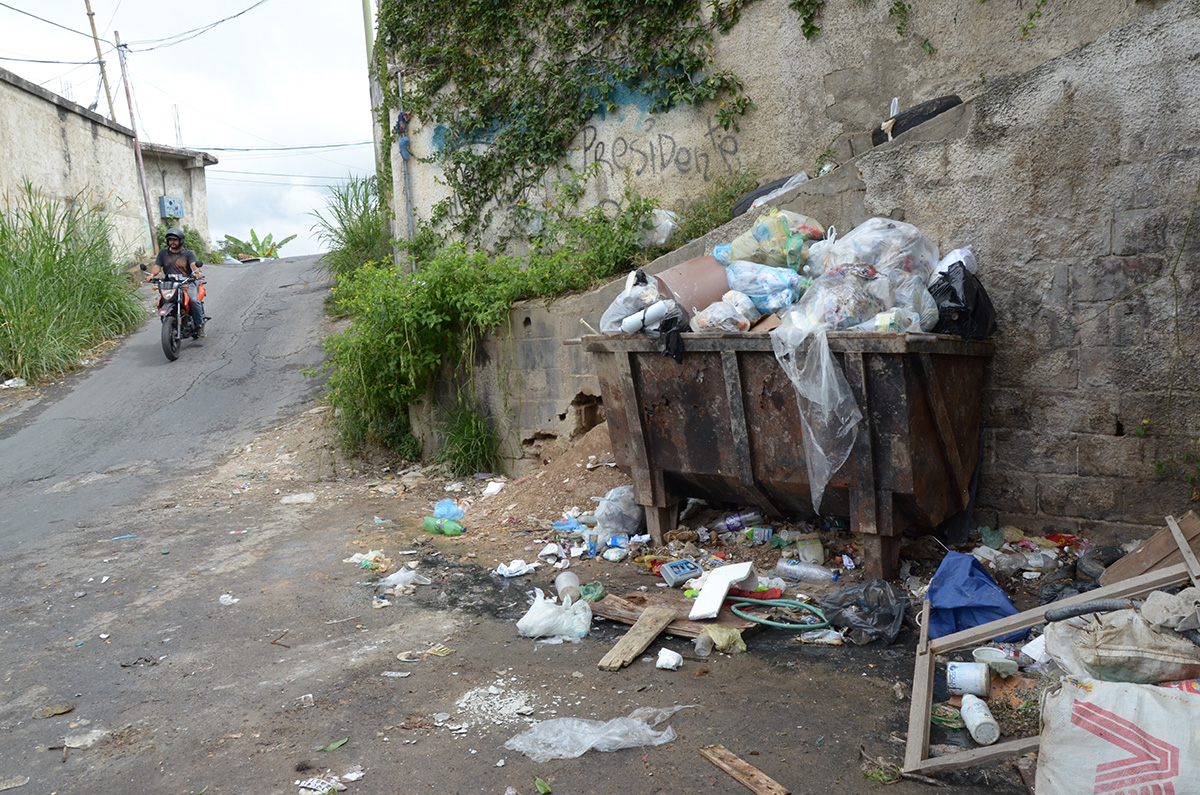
<box><xmin>591</xmin><ymin>591</ymin><xmax>758</xmax><ymax>639</ymax></box>
<box><xmin>597</xmin><ymin>607</ymin><xmax>676</xmax><ymax>671</ymax></box>
<box><xmin>700</xmin><ymin>744</ymin><xmax>790</xmax><ymax>795</ymax></box>
<box><xmin>1099</xmin><ymin>510</ymin><xmax>1200</xmax><ymax>586</ymax></box>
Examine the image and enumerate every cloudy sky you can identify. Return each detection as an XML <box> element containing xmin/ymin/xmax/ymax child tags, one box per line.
<box><xmin>1</xmin><ymin>0</ymin><xmax>377</xmax><ymax>256</ymax></box>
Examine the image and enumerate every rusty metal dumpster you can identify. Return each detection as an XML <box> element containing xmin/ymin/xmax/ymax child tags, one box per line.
<box><xmin>584</xmin><ymin>331</ymin><xmax>993</xmax><ymax>580</ymax></box>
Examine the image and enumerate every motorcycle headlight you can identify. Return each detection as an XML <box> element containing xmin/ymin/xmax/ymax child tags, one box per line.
<box><xmin>160</xmin><ymin>288</ymin><xmax>176</xmax><ymax>300</ymax></box>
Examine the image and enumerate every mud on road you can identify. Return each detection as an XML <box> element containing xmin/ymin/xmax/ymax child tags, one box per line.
<box><xmin>0</xmin><ymin>403</ymin><xmax>1029</xmax><ymax>794</ymax></box>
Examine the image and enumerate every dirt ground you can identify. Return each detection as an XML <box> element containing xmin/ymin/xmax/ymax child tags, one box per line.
<box><xmin>0</xmin><ymin>402</ymin><xmax>1034</xmax><ymax>795</ymax></box>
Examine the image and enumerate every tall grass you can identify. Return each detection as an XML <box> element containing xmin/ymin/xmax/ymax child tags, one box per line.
<box><xmin>310</xmin><ymin>175</ymin><xmax>394</xmax><ymax>278</ymax></box>
<box><xmin>0</xmin><ymin>184</ymin><xmax>143</xmax><ymax>382</ymax></box>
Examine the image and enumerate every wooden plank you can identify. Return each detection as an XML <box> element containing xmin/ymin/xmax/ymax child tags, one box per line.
<box><xmin>1099</xmin><ymin>510</ymin><xmax>1200</xmax><ymax>586</ymax></box>
<box><xmin>908</xmin><ymin>737</ymin><xmax>1042</xmax><ymax>776</ymax></box>
<box><xmin>903</xmin><ymin>600</ymin><xmax>934</xmax><ymax>772</ymax></box>
<box><xmin>928</xmin><ymin>561</ymin><xmax>1190</xmax><ymax>655</ymax></box>
<box><xmin>590</xmin><ymin>591</ymin><xmax>756</xmax><ymax>638</ymax></box>
<box><xmin>699</xmin><ymin>744</ymin><xmax>790</xmax><ymax>795</ymax></box>
<box><xmin>1167</xmin><ymin>515</ymin><xmax>1200</xmax><ymax>587</ymax></box>
<box><xmin>597</xmin><ymin>607</ymin><xmax>676</xmax><ymax>671</ymax></box>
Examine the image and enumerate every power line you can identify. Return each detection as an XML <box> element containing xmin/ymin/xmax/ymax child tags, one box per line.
<box><xmin>197</xmin><ymin>141</ymin><xmax>374</xmax><ymax>152</ymax></box>
<box><xmin>0</xmin><ymin>1</ymin><xmax>107</xmax><ymax>42</ymax></box>
<box><xmin>124</xmin><ymin>0</ymin><xmax>271</xmax><ymax>51</ymax></box>
<box><xmin>208</xmin><ymin>176</ymin><xmax>343</xmax><ymax>188</ymax></box>
<box><xmin>212</xmin><ymin>168</ymin><xmax>365</xmax><ymax>179</ymax></box>
<box><xmin>0</xmin><ymin>54</ymin><xmax>98</xmax><ymax>64</ymax></box>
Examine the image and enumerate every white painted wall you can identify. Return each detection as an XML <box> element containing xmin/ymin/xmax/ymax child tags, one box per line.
<box><xmin>0</xmin><ymin>66</ymin><xmax>215</xmax><ymax>261</ymax></box>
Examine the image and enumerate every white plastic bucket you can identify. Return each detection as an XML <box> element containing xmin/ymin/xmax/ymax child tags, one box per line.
<box><xmin>946</xmin><ymin>661</ymin><xmax>991</xmax><ymax>697</ymax></box>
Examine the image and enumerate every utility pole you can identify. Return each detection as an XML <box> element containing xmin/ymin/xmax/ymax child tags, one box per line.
<box><xmin>114</xmin><ymin>31</ymin><xmax>158</xmax><ymax>255</ymax></box>
<box><xmin>83</xmin><ymin>0</ymin><xmax>116</xmax><ymax>120</ymax></box>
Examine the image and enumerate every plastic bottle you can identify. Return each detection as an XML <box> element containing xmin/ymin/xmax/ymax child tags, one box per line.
<box><xmin>721</xmin><ymin>510</ymin><xmax>763</xmax><ymax>533</ymax></box>
<box><xmin>774</xmin><ymin>558</ymin><xmax>838</xmax><ymax>583</ymax></box>
<box><xmin>960</xmin><ymin>694</ymin><xmax>1000</xmax><ymax>745</ymax></box>
<box><xmin>423</xmin><ymin>516</ymin><xmax>464</xmax><ymax>536</ymax></box>
<box><xmin>555</xmin><ymin>571</ymin><xmax>581</xmax><ymax>604</ymax></box>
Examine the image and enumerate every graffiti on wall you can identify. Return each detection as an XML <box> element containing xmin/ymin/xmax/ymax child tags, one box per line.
<box><xmin>575</xmin><ymin>115</ymin><xmax>739</xmax><ymax>184</ymax></box>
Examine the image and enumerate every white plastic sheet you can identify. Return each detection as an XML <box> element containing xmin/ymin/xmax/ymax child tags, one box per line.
<box><xmin>503</xmin><ymin>705</ymin><xmax>695</xmax><ymax>763</ymax></box>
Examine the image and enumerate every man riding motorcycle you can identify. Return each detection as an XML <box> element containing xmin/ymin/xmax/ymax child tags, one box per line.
<box><xmin>144</xmin><ymin>227</ymin><xmax>205</xmax><ymax>337</ymax></box>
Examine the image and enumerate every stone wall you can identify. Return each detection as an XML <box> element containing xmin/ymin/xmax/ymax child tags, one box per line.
<box><xmin>442</xmin><ymin>0</ymin><xmax>1200</xmax><ymax>543</ymax></box>
<box><xmin>0</xmin><ymin>67</ymin><xmax>215</xmax><ymax>260</ymax></box>
<box><xmin>387</xmin><ymin>0</ymin><xmax>1171</xmax><ymax>246</ymax></box>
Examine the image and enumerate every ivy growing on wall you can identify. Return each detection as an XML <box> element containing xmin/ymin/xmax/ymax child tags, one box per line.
<box><xmin>375</xmin><ymin>0</ymin><xmax>756</xmax><ymax>240</ymax></box>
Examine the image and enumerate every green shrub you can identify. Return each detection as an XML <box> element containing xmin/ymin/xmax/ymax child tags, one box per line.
<box><xmin>310</xmin><ymin>175</ymin><xmax>394</xmax><ymax>278</ymax></box>
<box><xmin>219</xmin><ymin>228</ymin><xmax>297</xmax><ymax>260</ymax></box>
<box><xmin>436</xmin><ymin>400</ymin><xmax>501</xmax><ymax>475</ymax></box>
<box><xmin>675</xmin><ymin>166</ymin><xmax>760</xmax><ymax>243</ymax></box>
<box><xmin>317</xmin><ymin>168</ymin><xmax>656</xmax><ymax>455</ymax></box>
<box><xmin>0</xmin><ymin>183</ymin><xmax>143</xmax><ymax>382</ymax></box>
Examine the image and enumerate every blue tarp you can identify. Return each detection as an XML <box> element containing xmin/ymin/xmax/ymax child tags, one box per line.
<box><xmin>927</xmin><ymin>551</ymin><xmax>1029</xmax><ymax>643</ymax></box>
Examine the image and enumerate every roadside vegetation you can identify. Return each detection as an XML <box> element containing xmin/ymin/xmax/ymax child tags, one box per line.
<box><xmin>310</xmin><ymin>175</ymin><xmax>393</xmax><ymax>279</ymax></box>
<box><xmin>311</xmin><ymin>166</ymin><xmax>761</xmax><ymax>468</ymax></box>
<box><xmin>0</xmin><ymin>184</ymin><xmax>143</xmax><ymax>383</ymax></box>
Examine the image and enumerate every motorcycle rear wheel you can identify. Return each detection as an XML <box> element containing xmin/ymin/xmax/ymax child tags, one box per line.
<box><xmin>161</xmin><ymin>317</ymin><xmax>180</xmax><ymax>361</ymax></box>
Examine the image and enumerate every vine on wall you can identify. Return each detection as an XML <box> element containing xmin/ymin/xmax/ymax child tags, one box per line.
<box><xmin>375</xmin><ymin>0</ymin><xmax>756</xmax><ymax>241</ymax></box>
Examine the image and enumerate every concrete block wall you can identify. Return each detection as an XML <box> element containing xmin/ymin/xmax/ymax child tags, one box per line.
<box><xmin>444</xmin><ymin>0</ymin><xmax>1200</xmax><ymax>543</ymax></box>
<box><xmin>389</xmin><ymin>0</ymin><xmax>1172</xmax><ymax>249</ymax></box>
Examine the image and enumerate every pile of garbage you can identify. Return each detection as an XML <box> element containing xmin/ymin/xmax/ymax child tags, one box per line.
<box><xmin>600</xmin><ymin>212</ymin><xmax>996</xmax><ymax>511</ymax></box>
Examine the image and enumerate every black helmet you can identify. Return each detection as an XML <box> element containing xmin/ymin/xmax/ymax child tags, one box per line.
<box><xmin>166</xmin><ymin>227</ymin><xmax>185</xmax><ymax>242</ymax></box>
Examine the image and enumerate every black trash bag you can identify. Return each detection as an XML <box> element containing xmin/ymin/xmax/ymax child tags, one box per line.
<box><xmin>658</xmin><ymin>312</ymin><xmax>684</xmax><ymax>363</ymax></box>
<box><xmin>929</xmin><ymin>262</ymin><xmax>996</xmax><ymax>339</ymax></box>
<box><xmin>820</xmin><ymin>579</ymin><xmax>908</xmax><ymax>645</ymax></box>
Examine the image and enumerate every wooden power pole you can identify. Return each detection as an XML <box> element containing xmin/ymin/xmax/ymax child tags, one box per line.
<box><xmin>114</xmin><ymin>31</ymin><xmax>158</xmax><ymax>255</ymax></box>
<box><xmin>83</xmin><ymin>0</ymin><xmax>116</xmax><ymax>120</ymax></box>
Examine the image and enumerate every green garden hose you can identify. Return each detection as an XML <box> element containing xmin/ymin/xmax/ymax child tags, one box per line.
<box><xmin>727</xmin><ymin>596</ymin><xmax>830</xmax><ymax>630</ymax></box>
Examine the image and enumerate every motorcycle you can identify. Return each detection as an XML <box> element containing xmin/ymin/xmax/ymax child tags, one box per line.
<box><xmin>140</xmin><ymin>263</ymin><xmax>208</xmax><ymax>361</ymax></box>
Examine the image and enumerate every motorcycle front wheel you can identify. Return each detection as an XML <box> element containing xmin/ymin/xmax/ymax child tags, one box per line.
<box><xmin>161</xmin><ymin>316</ymin><xmax>180</xmax><ymax>361</ymax></box>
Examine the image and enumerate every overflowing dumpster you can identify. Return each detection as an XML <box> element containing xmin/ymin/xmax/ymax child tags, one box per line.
<box><xmin>584</xmin><ymin>330</ymin><xmax>992</xmax><ymax>580</ymax></box>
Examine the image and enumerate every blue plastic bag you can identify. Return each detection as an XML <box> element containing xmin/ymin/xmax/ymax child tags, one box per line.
<box><xmin>434</xmin><ymin>499</ymin><xmax>465</xmax><ymax>521</ymax></box>
<box><xmin>927</xmin><ymin>551</ymin><xmax>1028</xmax><ymax>643</ymax></box>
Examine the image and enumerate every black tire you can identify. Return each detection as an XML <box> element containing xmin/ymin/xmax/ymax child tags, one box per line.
<box><xmin>161</xmin><ymin>317</ymin><xmax>180</xmax><ymax>361</ymax></box>
<box><xmin>731</xmin><ymin>176</ymin><xmax>792</xmax><ymax>218</ymax></box>
<box><xmin>871</xmin><ymin>95</ymin><xmax>963</xmax><ymax>147</ymax></box>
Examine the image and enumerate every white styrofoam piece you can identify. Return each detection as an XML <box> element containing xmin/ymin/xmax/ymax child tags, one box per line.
<box><xmin>688</xmin><ymin>561</ymin><xmax>754</xmax><ymax>621</ymax></box>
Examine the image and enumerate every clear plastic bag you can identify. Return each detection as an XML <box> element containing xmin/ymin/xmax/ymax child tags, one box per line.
<box><xmin>730</xmin><ymin>209</ymin><xmax>825</xmax><ymax>271</ymax></box>
<box><xmin>639</xmin><ymin>209</ymin><xmax>680</xmax><ymax>248</ymax></box>
<box><xmin>689</xmin><ymin>290</ymin><xmax>761</xmax><ymax>332</ymax></box>
<box><xmin>726</xmin><ymin>261</ymin><xmax>810</xmax><ymax>315</ymax></box>
<box><xmin>503</xmin><ymin>705</ymin><xmax>695</xmax><ymax>763</ymax></box>
<box><xmin>516</xmin><ymin>588</ymin><xmax>592</xmax><ymax>640</ymax></box>
<box><xmin>600</xmin><ymin>270</ymin><xmax>686</xmax><ymax>338</ymax></box>
<box><xmin>592</xmin><ymin>485</ymin><xmax>644</xmax><ymax>541</ymax></box>
<box><xmin>690</xmin><ymin>300</ymin><xmax>751</xmax><ymax>332</ymax></box>
<box><xmin>750</xmin><ymin>171</ymin><xmax>810</xmax><ymax>211</ymax></box>
<box><xmin>804</xmin><ymin>217</ymin><xmax>938</xmax><ymax>284</ymax></box>
<box><xmin>770</xmin><ymin>326</ymin><xmax>862</xmax><ymax>513</ymax></box>
<box><xmin>377</xmin><ymin>568</ymin><xmax>432</xmax><ymax>589</ymax></box>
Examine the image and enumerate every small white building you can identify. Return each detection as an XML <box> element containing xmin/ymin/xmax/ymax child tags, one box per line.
<box><xmin>0</xmin><ymin>65</ymin><xmax>216</xmax><ymax>260</ymax></box>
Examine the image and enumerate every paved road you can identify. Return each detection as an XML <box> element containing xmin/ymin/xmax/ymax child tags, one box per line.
<box><xmin>0</xmin><ymin>254</ymin><xmax>331</xmax><ymax>561</ymax></box>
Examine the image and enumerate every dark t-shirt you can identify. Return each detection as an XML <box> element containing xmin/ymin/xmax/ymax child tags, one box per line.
<box><xmin>155</xmin><ymin>248</ymin><xmax>197</xmax><ymax>277</ymax></box>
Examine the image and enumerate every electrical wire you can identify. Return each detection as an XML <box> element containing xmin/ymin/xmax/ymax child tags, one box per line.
<box><xmin>212</xmin><ymin>168</ymin><xmax>364</xmax><ymax>179</ymax></box>
<box><xmin>198</xmin><ymin>142</ymin><xmax>374</xmax><ymax>152</ymax></box>
<box><xmin>0</xmin><ymin>54</ymin><xmax>98</xmax><ymax>65</ymax></box>
<box><xmin>123</xmin><ymin>0</ymin><xmax>271</xmax><ymax>51</ymax></box>
<box><xmin>0</xmin><ymin>1</ymin><xmax>107</xmax><ymax>42</ymax></box>
<box><xmin>726</xmin><ymin>596</ymin><xmax>830</xmax><ymax>630</ymax></box>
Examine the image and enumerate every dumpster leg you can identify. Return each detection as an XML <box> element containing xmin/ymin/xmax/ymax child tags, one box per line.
<box><xmin>645</xmin><ymin>503</ymin><xmax>677</xmax><ymax>547</ymax></box>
